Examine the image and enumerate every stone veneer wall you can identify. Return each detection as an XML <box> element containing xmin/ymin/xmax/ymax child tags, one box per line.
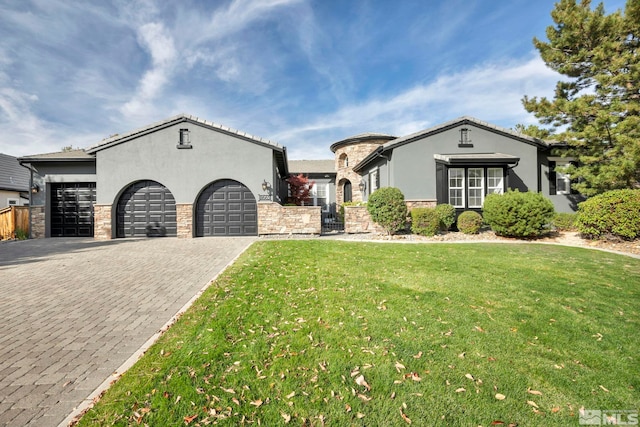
<box><xmin>176</xmin><ymin>204</ymin><xmax>193</xmax><ymax>238</ymax></box>
<box><xmin>93</xmin><ymin>204</ymin><xmax>112</xmax><ymax>240</ymax></box>
<box><xmin>335</xmin><ymin>141</ymin><xmax>387</xmax><ymax>204</ymax></box>
<box><xmin>343</xmin><ymin>206</ymin><xmax>384</xmax><ymax>234</ymax></box>
<box><xmin>258</xmin><ymin>202</ymin><xmax>321</xmax><ymax>235</ymax></box>
<box><xmin>30</xmin><ymin>205</ymin><xmax>45</xmax><ymax>239</ymax></box>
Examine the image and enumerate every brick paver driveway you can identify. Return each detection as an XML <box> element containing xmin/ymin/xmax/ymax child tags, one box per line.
<box><xmin>0</xmin><ymin>237</ymin><xmax>255</xmax><ymax>427</ymax></box>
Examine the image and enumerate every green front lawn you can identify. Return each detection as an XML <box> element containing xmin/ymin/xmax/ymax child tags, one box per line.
<box><xmin>78</xmin><ymin>241</ymin><xmax>640</xmax><ymax>426</ymax></box>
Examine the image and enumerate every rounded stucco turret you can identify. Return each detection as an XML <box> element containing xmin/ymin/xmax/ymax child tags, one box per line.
<box><xmin>330</xmin><ymin>133</ymin><xmax>395</xmax><ymax>203</ymax></box>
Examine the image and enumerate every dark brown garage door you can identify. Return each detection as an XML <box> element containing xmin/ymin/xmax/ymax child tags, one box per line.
<box><xmin>116</xmin><ymin>180</ymin><xmax>177</xmax><ymax>238</ymax></box>
<box><xmin>196</xmin><ymin>179</ymin><xmax>257</xmax><ymax>236</ymax></box>
<box><xmin>51</xmin><ymin>183</ymin><xmax>96</xmax><ymax>237</ymax></box>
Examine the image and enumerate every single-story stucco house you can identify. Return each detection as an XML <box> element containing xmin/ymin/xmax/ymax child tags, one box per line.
<box><xmin>18</xmin><ymin>114</ymin><xmax>581</xmax><ymax>239</ymax></box>
<box><xmin>333</xmin><ymin>116</ymin><xmax>583</xmax><ymax>214</ymax></box>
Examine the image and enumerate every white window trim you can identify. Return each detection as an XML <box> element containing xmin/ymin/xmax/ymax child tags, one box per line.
<box><xmin>554</xmin><ymin>160</ymin><xmax>572</xmax><ymax>195</ymax></box>
<box><xmin>467</xmin><ymin>168</ymin><xmax>484</xmax><ymax>208</ymax></box>
<box><xmin>487</xmin><ymin>167</ymin><xmax>504</xmax><ymax>195</ymax></box>
<box><xmin>369</xmin><ymin>168</ymin><xmax>379</xmax><ymax>194</ymax></box>
<box><xmin>448</xmin><ymin>168</ymin><xmax>465</xmax><ymax>208</ymax></box>
<box><xmin>310</xmin><ymin>183</ymin><xmax>330</xmax><ymax>212</ymax></box>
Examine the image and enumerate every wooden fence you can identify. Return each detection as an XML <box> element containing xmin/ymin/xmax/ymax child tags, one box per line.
<box><xmin>0</xmin><ymin>206</ymin><xmax>29</xmax><ymax>240</ymax></box>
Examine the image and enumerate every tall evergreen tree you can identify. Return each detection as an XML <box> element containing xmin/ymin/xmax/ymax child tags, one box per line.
<box><xmin>522</xmin><ymin>0</ymin><xmax>640</xmax><ymax>196</ymax></box>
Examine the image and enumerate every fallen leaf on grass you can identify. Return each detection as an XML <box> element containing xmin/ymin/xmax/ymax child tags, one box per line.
<box><xmin>281</xmin><ymin>412</ymin><xmax>291</xmax><ymax>423</ymax></box>
<box><xmin>495</xmin><ymin>393</ymin><xmax>506</xmax><ymax>400</ymax></box>
<box><xmin>221</xmin><ymin>387</ymin><xmax>235</xmax><ymax>394</ymax></box>
<box><xmin>345</xmin><ymin>404</ymin><xmax>352</xmax><ymax>412</ymax></box>
<box><xmin>455</xmin><ymin>388</ymin><xmax>466</xmax><ymax>393</ymax></box>
<box><xmin>465</xmin><ymin>373</ymin><xmax>474</xmax><ymax>381</ymax></box>
<box><xmin>355</xmin><ymin>375</ymin><xmax>371</xmax><ymax>391</ymax></box>
<box><xmin>395</xmin><ymin>361</ymin><xmax>406</xmax><ymax>372</ymax></box>
<box><xmin>527</xmin><ymin>400</ymin><xmax>539</xmax><ymax>408</ymax></box>
<box><xmin>357</xmin><ymin>413</ymin><xmax>365</xmax><ymax>419</ymax></box>
<box><xmin>413</xmin><ymin>351</ymin><xmax>423</xmax><ymax>359</ymax></box>
<box><xmin>286</xmin><ymin>391</ymin><xmax>295</xmax><ymax>399</ymax></box>
<box><xmin>599</xmin><ymin>385</ymin><xmax>609</xmax><ymax>392</ymax></box>
<box><xmin>250</xmin><ymin>399</ymin><xmax>263</xmax><ymax>407</ymax></box>
<box><xmin>551</xmin><ymin>407</ymin><xmax>561</xmax><ymax>413</ymax></box>
<box><xmin>474</xmin><ymin>326</ymin><xmax>485</xmax><ymax>332</ymax></box>
<box><xmin>458</xmin><ymin>352</ymin><xmax>465</xmax><ymax>359</ymax></box>
<box><xmin>358</xmin><ymin>394</ymin><xmax>372</xmax><ymax>402</ymax></box>
<box><xmin>183</xmin><ymin>414</ymin><xmax>198</xmax><ymax>424</ymax></box>
<box><xmin>527</xmin><ymin>389</ymin><xmax>543</xmax><ymax>396</ymax></box>
<box><xmin>400</xmin><ymin>408</ymin><xmax>412</xmax><ymax>424</ymax></box>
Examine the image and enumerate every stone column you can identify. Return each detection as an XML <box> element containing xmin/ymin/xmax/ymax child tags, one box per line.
<box><xmin>93</xmin><ymin>204</ymin><xmax>112</xmax><ymax>240</ymax></box>
<box><xmin>30</xmin><ymin>205</ymin><xmax>45</xmax><ymax>239</ymax></box>
<box><xmin>176</xmin><ymin>204</ymin><xmax>193</xmax><ymax>238</ymax></box>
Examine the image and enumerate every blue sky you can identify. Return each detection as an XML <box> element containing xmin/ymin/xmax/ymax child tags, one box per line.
<box><xmin>0</xmin><ymin>0</ymin><xmax>626</xmax><ymax>159</ymax></box>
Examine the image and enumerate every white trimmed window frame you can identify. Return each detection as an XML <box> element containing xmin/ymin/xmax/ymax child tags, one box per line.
<box><xmin>448</xmin><ymin>168</ymin><xmax>465</xmax><ymax>208</ymax></box>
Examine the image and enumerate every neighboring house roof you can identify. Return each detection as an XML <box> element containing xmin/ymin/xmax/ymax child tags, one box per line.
<box><xmin>353</xmin><ymin>116</ymin><xmax>549</xmax><ymax>172</ymax></box>
<box><xmin>86</xmin><ymin>113</ymin><xmax>284</xmax><ymax>153</ymax></box>
<box><xmin>330</xmin><ymin>133</ymin><xmax>396</xmax><ymax>153</ymax></box>
<box><xmin>0</xmin><ymin>153</ymin><xmax>30</xmax><ymax>192</ymax></box>
<box><xmin>288</xmin><ymin>160</ymin><xmax>336</xmax><ymax>174</ymax></box>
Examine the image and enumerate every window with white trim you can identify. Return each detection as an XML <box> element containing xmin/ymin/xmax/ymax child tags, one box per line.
<box><xmin>311</xmin><ymin>183</ymin><xmax>330</xmax><ymax>212</ymax></box>
<box><xmin>555</xmin><ymin>161</ymin><xmax>571</xmax><ymax>195</ymax></box>
<box><xmin>467</xmin><ymin>168</ymin><xmax>484</xmax><ymax>208</ymax></box>
<box><xmin>448</xmin><ymin>168</ymin><xmax>465</xmax><ymax>208</ymax></box>
<box><xmin>369</xmin><ymin>168</ymin><xmax>379</xmax><ymax>194</ymax></box>
<box><xmin>487</xmin><ymin>168</ymin><xmax>504</xmax><ymax>195</ymax></box>
<box><xmin>447</xmin><ymin>167</ymin><xmax>505</xmax><ymax>208</ymax></box>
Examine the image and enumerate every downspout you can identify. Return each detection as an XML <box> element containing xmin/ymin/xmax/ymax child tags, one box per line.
<box><xmin>505</xmin><ymin>161</ymin><xmax>519</xmax><ymax>190</ymax></box>
<box><xmin>19</xmin><ymin>161</ymin><xmax>34</xmax><ymax>239</ymax></box>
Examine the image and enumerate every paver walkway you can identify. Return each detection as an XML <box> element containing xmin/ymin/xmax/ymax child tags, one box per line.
<box><xmin>0</xmin><ymin>237</ymin><xmax>255</xmax><ymax>427</ymax></box>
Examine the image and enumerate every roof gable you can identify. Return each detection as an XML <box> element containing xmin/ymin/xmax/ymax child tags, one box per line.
<box><xmin>353</xmin><ymin>116</ymin><xmax>548</xmax><ymax>172</ymax></box>
<box><xmin>86</xmin><ymin>114</ymin><xmax>284</xmax><ymax>154</ymax></box>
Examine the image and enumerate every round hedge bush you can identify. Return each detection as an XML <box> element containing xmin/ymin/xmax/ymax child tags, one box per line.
<box><xmin>457</xmin><ymin>210</ymin><xmax>483</xmax><ymax>234</ymax></box>
<box><xmin>435</xmin><ymin>203</ymin><xmax>456</xmax><ymax>231</ymax></box>
<box><xmin>482</xmin><ymin>190</ymin><xmax>555</xmax><ymax>238</ymax></box>
<box><xmin>367</xmin><ymin>187</ymin><xmax>407</xmax><ymax>235</ymax></box>
<box><xmin>575</xmin><ymin>189</ymin><xmax>640</xmax><ymax>240</ymax></box>
<box><xmin>411</xmin><ymin>207</ymin><xmax>440</xmax><ymax>236</ymax></box>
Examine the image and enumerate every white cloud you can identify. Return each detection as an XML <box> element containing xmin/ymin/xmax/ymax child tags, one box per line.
<box><xmin>278</xmin><ymin>54</ymin><xmax>560</xmax><ymax>159</ymax></box>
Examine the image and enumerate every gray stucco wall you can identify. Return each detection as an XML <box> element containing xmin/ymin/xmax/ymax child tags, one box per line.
<box><xmin>388</xmin><ymin>124</ymin><xmax>540</xmax><ymax>200</ymax></box>
<box><xmin>95</xmin><ymin>122</ymin><xmax>278</xmax><ymax>205</ymax></box>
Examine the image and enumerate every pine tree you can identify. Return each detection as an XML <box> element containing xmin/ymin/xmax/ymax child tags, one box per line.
<box><xmin>522</xmin><ymin>0</ymin><xmax>640</xmax><ymax>196</ymax></box>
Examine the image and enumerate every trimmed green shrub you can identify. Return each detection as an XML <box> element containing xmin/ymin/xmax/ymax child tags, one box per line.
<box><xmin>575</xmin><ymin>189</ymin><xmax>640</xmax><ymax>240</ymax></box>
<box><xmin>367</xmin><ymin>187</ymin><xmax>407</xmax><ymax>235</ymax></box>
<box><xmin>411</xmin><ymin>208</ymin><xmax>440</xmax><ymax>236</ymax></box>
<box><xmin>435</xmin><ymin>203</ymin><xmax>456</xmax><ymax>231</ymax></box>
<box><xmin>552</xmin><ymin>212</ymin><xmax>577</xmax><ymax>232</ymax></box>
<box><xmin>483</xmin><ymin>190</ymin><xmax>555</xmax><ymax>238</ymax></box>
<box><xmin>457</xmin><ymin>211</ymin><xmax>483</xmax><ymax>234</ymax></box>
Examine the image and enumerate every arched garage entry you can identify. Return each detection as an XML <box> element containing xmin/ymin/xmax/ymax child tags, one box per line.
<box><xmin>196</xmin><ymin>179</ymin><xmax>257</xmax><ymax>236</ymax></box>
<box><xmin>116</xmin><ymin>180</ymin><xmax>177</xmax><ymax>238</ymax></box>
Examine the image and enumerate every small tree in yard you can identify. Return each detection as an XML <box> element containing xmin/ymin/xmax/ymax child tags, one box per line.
<box><xmin>367</xmin><ymin>187</ymin><xmax>407</xmax><ymax>236</ymax></box>
<box><xmin>286</xmin><ymin>174</ymin><xmax>315</xmax><ymax>206</ymax></box>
